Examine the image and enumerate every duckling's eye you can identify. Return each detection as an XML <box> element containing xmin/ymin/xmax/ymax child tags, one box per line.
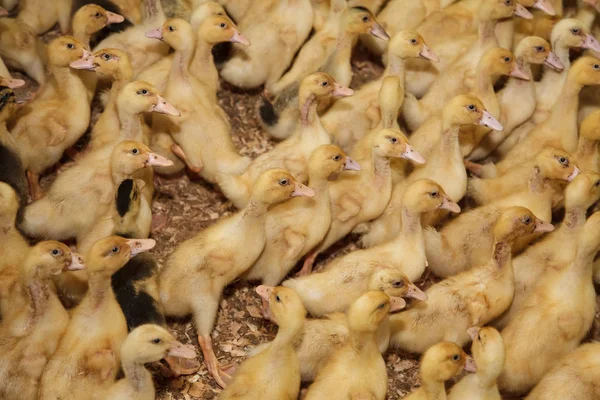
<box><xmin>467</xmin><ymin>104</ymin><xmax>476</xmax><ymax>111</ymax></box>
<box><xmin>168</xmin><ymin>26</ymin><xmax>175</xmax><ymax>32</ymax></box>
<box><xmin>390</xmin><ymin>137</ymin><xmax>398</xmax><ymax>143</ymax></box>
<box><xmin>430</xmin><ymin>191</ymin><xmax>439</xmax><ymax>198</ymax></box>
<box><xmin>275</xmin><ymin>295</ymin><xmax>281</xmax><ymax>302</ymax></box>
<box><xmin>504</xmin><ymin>0</ymin><xmax>512</xmax><ymax>5</ymax></box>
<box><xmin>595</xmin><ymin>180</ymin><xmax>600</xmax><ymax>187</ymax></box>
<box><xmin>571</xmin><ymin>28</ymin><xmax>580</xmax><ymax>34</ymax></box>
<box><xmin>137</xmin><ymin>89</ymin><xmax>149</xmax><ymax>95</ymax></box>
<box><xmin>410</xmin><ymin>38</ymin><xmax>417</xmax><ymax>44</ymax></box>
<box><xmin>558</xmin><ymin>157</ymin><xmax>568</xmax><ymax>165</ymax></box>
<box><xmin>321</xmin><ymin>81</ymin><xmax>329</xmax><ymax>87</ymax></box>
<box><xmin>131</xmin><ymin>148</ymin><xmax>139</xmax><ymax>155</ymax></box>
<box><xmin>333</xmin><ymin>155</ymin><xmax>341</xmax><ymax>161</ymax></box>
<box><xmin>535</xmin><ymin>46</ymin><xmax>544</xmax><ymax>52</ymax></box>
<box><xmin>219</xmin><ymin>22</ymin><xmax>226</xmax><ymax>28</ymax></box>
<box><xmin>392</xmin><ymin>280</ymin><xmax>404</xmax><ymax>288</ymax></box>
<box><xmin>102</xmin><ymin>53</ymin><xmax>111</xmax><ymax>60</ymax></box>
<box><xmin>111</xmin><ymin>246</ymin><xmax>120</xmax><ymax>253</ymax></box>
<box><xmin>67</xmin><ymin>43</ymin><xmax>75</xmax><ymax>49</ymax></box>
<box><xmin>594</xmin><ymin>64</ymin><xmax>600</xmax><ymax>70</ymax></box>
<box><xmin>51</xmin><ymin>249</ymin><xmax>61</xmax><ymax>256</ymax></box>
<box><xmin>152</xmin><ymin>338</ymin><xmax>162</xmax><ymax>344</ymax></box>
<box><xmin>94</xmin><ymin>12</ymin><xmax>101</xmax><ymax>18</ymax></box>
<box><xmin>452</xmin><ymin>354</ymin><xmax>461</xmax><ymax>361</ymax></box>
<box><xmin>362</xmin><ymin>15</ymin><xmax>369</xmax><ymax>22</ymax></box>
<box><xmin>278</xmin><ymin>178</ymin><xmax>289</xmax><ymax>186</ymax></box>
<box><xmin>377</xmin><ymin>302</ymin><xmax>386</xmax><ymax>309</ymax></box>
<box><xmin>503</xmin><ymin>56</ymin><xmax>511</xmax><ymax>62</ymax></box>
<box><xmin>523</xmin><ymin>216</ymin><xmax>532</xmax><ymax>224</ymax></box>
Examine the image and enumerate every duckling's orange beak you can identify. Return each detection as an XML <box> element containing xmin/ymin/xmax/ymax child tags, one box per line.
<box><xmin>389</xmin><ymin>296</ymin><xmax>406</xmax><ymax>312</ymax></box>
<box><xmin>126</xmin><ymin>238</ymin><xmax>156</xmax><ymax>256</ymax></box>
<box><xmin>464</xmin><ymin>355</ymin><xmax>477</xmax><ymax>372</ymax></box>
<box><xmin>167</xmin><ymin>341</ymin><xmax>197</xmax><ymax>359</ymax></box>
<box><xmin>509</xmin><ymin>63</ymin><xmax>531</xmax><ymax>80</ymax></box>
<box><xmin>533</xmin><ymin>219</ymin><xmax>554</xmax><ymax>233</ymax></box>
<box><xmin>440</xmin><ymin>196</ymin><xmax>461</xmax><ymax>213</ymax></box>
<box><xmin>146</xmin><ymin>152</ymin><xmax>175</xmax><ymax>167</ymax></box>
<box><xmin>405</xmin><ymin>284</ymin><xmax>428</xmax><ymax>301</ymax></box>
<box><xmin>66</xmin><ymin>253</ymin><xmax>85</xmax><ymax>271</ymax></box>
<box><xmin>145</xmin><ymin>27</ymin><xmax>163</xmax><ymax>41</ymax></box>
<box><xmin>152</xmin><ymin>95</ymin><xmax>180</xmax><ymax>116</ymax></box>
<box><xmin>567</xmin><ymin>166</ymin><xmax>581</xmax><ymax>182</ymax></box>
<box><xmin>401</xmin><ymin>144</ymin><xmax>426</xmax><ymax>164</ymax></box>
<box><xmin>0</xmin><ymin>78</ymin><xmax>25</xmax><ymax>89</ymax></box>
<box><xmin>582</xmin><ymin>33</ymin><xmax>600</xmax><ymax>52</ymax></box>
<box><xmin>230</xmin><ymin>30</ymin><xmax>250</xmax><ymax>46</ymax></box>
<box><xmin>343</xmin><ymin>157</ymin><xmax>361</xmax><ymax>171</ymax></box>
<box><xmin>0</xmin><ymin>7</ymin><xmax>7</xmax><ymax>17</ymax></box>
<box><xmin>467</xmin><ymin>326</ymin><xmax>481</xmax><ymax>340</ymax></box>
<box><xmin>105</xmin><ymin>11</ymin><xmax>125</xmax><ymax>24</ymax></box>
<box><xmin>478</xmin><ymin>110</ymin><xmax>503</xmax><ymax>131</ymax></box>
<box><xmin>544</xmin><ymin>51</ymin><xmax>563</xmax><ymax>71</ymax></box>
<box><xmin>532</xmin><ymin>0</ymin><xmax>555</xmax><ymax>15</ymax></box>
<box><xmin>292</xmin><ymin>182</ymin><xmax>316</xmax><ymax>197</ymax></box>
<box><xmin>369</xmin><ymin>23</ymin><xmax>390</xmax><ymax>41</ymax></box>
<box><xmin>419</xmin><ymin>44</ymin><xmax>439</xmax><ymax>63</ymax></box>
<box><xmin>514</xmin><ymin>4</ymin><xmax>533</xmax><ymax>19</ymax></box>
<box><xmin>332</xmin><ymin>83</ymin><xmax>354</xmax><ymax>97</ymax></box>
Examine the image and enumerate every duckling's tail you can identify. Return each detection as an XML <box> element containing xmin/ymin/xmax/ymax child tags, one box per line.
<box><xmin>216</xmin><ymin>172</ymin><xmax>251</xmax><ymax>209</ymax></box>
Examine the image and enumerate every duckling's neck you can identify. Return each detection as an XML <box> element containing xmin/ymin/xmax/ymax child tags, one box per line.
<box><xmin>474</xmin><ymin>63</ymin><xmax>499</xmax><ymax>102</ymax></box>
<box><xmin>73</xmin><ymin>25</ymin><xmax>92</xmax><ymax>49</ymax></box>
<box><xmin>399</xmin><ymin>206</ymin><xmax>422</xmax><ymax>236</ymax></box>
<box><xmin>116</xmin><ymin>105</ymin><xmax>144</xmax><ymax>143</ymax></box>
<box><xmin>440</xmin><ymin>122</ymin><xmax>460</xmax><ymax>153</ymax></box>
<box><xmin>271</xmin><ymin>318</ymin><xmax>304</xmax><ymax>350</ymax></box>
<box><xmin>143</xmin><ymin>0</ymin><xmax>164</xmax><ymax>21</ymax></box>
<box><xmin>528</xmin><ymin>166</ymin><xmax>552</xmax><ymax>195</ymax></box>
<box><xmin>109</xmin><ymin>68</ymin><xmax>134</xmax><ymax>102</ymax></box>
<box><xmin>322</xmin><ymin>31</ymin><xmax>358</xmax><ymax>80</ymax></box>
<box><xmin>545</xmin><ymin>80</ymin><xmax>581</xmax><ymax>149</ymax></box>
<box><xmin>385</xmin><ymin>56</ymin><xmax>406</xmax><ymax>80</ymax></box>
<box><xmin>477</xmin><ymin>17</ymin><xmax>497</xmax><ymax>46</ymax></box>
<box><xmin>169</xmin><ymin>43</ymin><xmax>196</xmax><ymax>84</ymax></box>
<box><xmin>576</xmin><ymin>136</ymin><xmax>599</xmax><ymax>165</ymax></box>
<box><xmin>299</xmin><ymin>94</ymin><xmax>320</xmax><ymax>127</ymax></box>
<box><xmin>421</xmin><ymin>379</ymin><xmax>447</xmax><ymax>399</ymax></box>
<box><xmin>349</xmin><ymin>330</ymin><xmax>379</xmax><ymax>354</ymax></box>
<box><xmin>508</xmin><ymin>56</ymin><xmax>531</xmax><ymax>89</ymax></box>
<box><xmin>49</xmin><ymin>65</ymin><xmax>83</xmax><ymax>97</ymax></box>
<box><xmin>190</xmin><ymin>38</ymin><xmax>217</xmax><ymax>86</ymax></box>
<box><xmin>241</xmin><ymin>200</ymin><xmax>269</xmax><ymax>219</ymax></box>
<box><xmin>122</xmin><ymin>359</ymin><xmax>153</xmax><ymax>393</ymax></box>
<box><xmin>308</xmin><ymin>174</ymin><xmax>333</xmax><ymax>194</ymax></box>
<box><xmin>564</xmin><ymin>206</ymin><xmax>586</xmax><ymax>229</ymax></box>
<box><xmin>87</xmin><ymin>273</ymin><xmax>115</xmax><ymax>308</ymax></box>
<box><xmin>22</xmin><ymin>278</ymin><xmax>52</xmax><ymax>325</ymax></box>
<box><xmin>371</xmin><ymin>151</ymin><xmax>391</xmax><ymax>181</ymax></box>
<box><xmin>473</xmin><ymin>367</ymin><xmax>499</xmax><ymax>391</ymax></box>
<box><xmin>492</xmin><ymin>239</ymin><xmax>512</xmax><ymax>268</ymax></box>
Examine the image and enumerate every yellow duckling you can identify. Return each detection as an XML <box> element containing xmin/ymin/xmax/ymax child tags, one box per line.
<box><xmin>218</xmin><ymin>72</ymin><xmax>353</xmax><ymax>209</ymax></box>
<box><xmin>16</xmin><ymin>0</ymin><xmax>72</xmax><ymax>34</ymax></box>
<box><xmin>574</xmin><ymin>109</ymin><xmax>600</xmax><ymax>172</ymax></box>
<box><xmin>403</xmin><ymin>341</ymin><xmax>477</xmax><ymax>400</ymax></box>
<box><xmin>0</xmin><ymin>17</ymin><xmax>46</xmax><ymax>84</ymax></box>
<box><xmin>304</xmin><ymin>291</ymin><xmax>401</xmax><ymax>400</ymax></box>
<box><xmin>39</xmin><ymin>236</ymin><xmax>156</xmax><ymax>400</ymax></box>
<box><xmin>159</xmin><ymin>169</ymin><xmax>314</xmax><ymax>388</ymax></box>
<box><xmin>0</xmin><ymin>183</ymin><xmax>28</xmax><ymax>286</ymax></box>
<box><xmin>220</xmin><ymin>286</ymin><xmax>306</xmax><ymax>399</ymax></box>
<box><xmin>0</xmin><ymin>241</ymin><xmax>83</xmax><ymax>400</ymax></box>
<box><xmin>448</xmin><ymin>327</ymin><xmax>505</xmax><ymax>400</ymax></box>
<box><xmin>498</xmin><ymin>211</ymin><xmax>600</xmax><ymax>394</ymax></box>
<box><xmin>100</xmin><ymin>324</ymin><xmax>196</xmax><ymax>400</ymax></box>
<box><xmin>0</xmin><ymin>84</ymin><xmax>27</xmax><ymax>205</ymax></box>
<box><xmin>390</xmin><ymin>207</ymin><xmax>553</xmax><ymax>354</ymax></box>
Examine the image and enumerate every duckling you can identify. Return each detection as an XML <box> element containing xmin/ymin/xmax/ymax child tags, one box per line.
<box><xmin>0</xmin><ymin>17</ymin><xmax>46</xmax><ymax>84</ymax></box>
<box><xmin>494</xmin><ymin>170</ymin><xmax>600</xmax><ymax>330</ymax></box>
<box><xmin>574</xmin><ymin>110</ymin><xmax>600</xmax><ymax>172</ymax></box>
<box><xmin>390</xmin><ymin>207</ymin><xmax>553</xmax><ymax>354</ymax></box>
<box><xmin>16</xmin><ymin>0</ymin><xmax>71</xmax><ymax>34</ymax></box>
<box><xmin>159</xmin><ymin>169</ymin><xmax>314</xmax><ymax>388</ymax></box>
<box><xmin>481</xmin><ymin>56</ymin><xmax>600</xmax><ymax>178</ymax></box>
<box><xmin>148</xmin><ymin>17</ymin><xmax>250</xmax><ymax>182</ymax></box>
<box><xmin>244</xmin><ymin>145</ymin><xmax>361</xmax><ymax>286</ymax></box>
<box><xmin>304</xmin><ymin>291</ymin><xmax>398</xmax><ymax>400</ymax></box>
<box><xmin>404</xmin><ymin>342</ymin><xmax>477</xmax><ymax>400</ymax></box>
<box><xmin>39</xmin><ymin>236</ymin><xmax>155</xmax><ymax>400</ymax></box>
<box><xmin>448</xmin><ymin>327</ymin><xmax>504</xmax><ymax>400</ymax></box>
<box><xmin>468</xmin><ymin>148</ymin><xmax>580</xmax><ymax>205</ymax></box>
<box><xmin>526</xmin><ymin>342</ymin><xmax>600</xmax><ymax>400</ymax></box>
<box><xmin>469</xmin><ymin>36</ymin><xmax>563</xmax><ymax>161</ymax></box>
<box><xmin>220</xmin><ymin>286</ymin><xmax>306</xmax><ymax>399</ymax></box>
<box><xmin>0</xmin><ymin>241</ymin><xmax>83</xmax><ymax>400</ymax></box>
<box><xmin>20</xmin><ymin>140</ymin><xmax>172</xmax><ymax>242</ymax></box>
<box><xmin>361</xmin><ymin>94</ymin><xmax>501</xmax><ymax>249</ymax></box>
<box><xmin>403</xmin><ymin>46</ymin><xmax>530</xmax><ymax>133</ymax></box>
<box><xmin>301</xmin><ymin>129</ymin><xmax>425</xmax><ymax>273</ymax></box>
<box><xmin>10</xmin><ymin>36</ymin><xmax>91</xmax><ymax>200</ymax></box>
<box><xmin>0</xmin><ymin>85</ymin><xmax>27</xmax><ymax>205</ymax></box>
<box><xmin>72</xmin><ymin>4</ymin><xmax>125</xmax><ymax>48</ymax></box>
<box><xmin>100</xmin><ymin>324</ymin><xmax>197</xmax><ymax>400</ymax></box>
<box><xmin>322</xmin><ymin>30</ymin><xmax>438</xmax><ymax>151</ymax></box>
<box><xmin>0</xmin><ymin>183</ymin><xmax>28</xmax><ymax>296</ymax></box>
<box><xmin>108</xmin><ymin>0</ymin><xmax>143</xmax><ymax>24</ymax></box>
<box><xmin>94</xmin><ymin>0</ymin><xmax>169</xmax><ymax>74</ymax></box>
<box><xmin>260</xmin><ymin>6</ymin><xmax>389</xmax><ymax>140</ymax></box>
<box><xmin>220</xmin><ymin>0</ymin><xmax>313</xmax><ymax>89</ymax></box>
<box><xmin>285</xmin><ymin>180</ymin><xmax>455</xmax><ymax>310</ymax></box>
<box><xmin>498</xmin><ymin>211</ymin><xmax>600</xmax><ymax>394</ymax></box>
<box><xmin>218</xmin><ymin>73</ymin><xmax>352</xmax><ymax>209</ymax></box>
<box><xmin>0</xmin><ymin>0</ymin><xmax>16</xmax><ymax>12</ymax></box>
<box><xmin>426</xmin><ymin>148</ymin><xmax>574</xmax><ymax>277</ymax></box>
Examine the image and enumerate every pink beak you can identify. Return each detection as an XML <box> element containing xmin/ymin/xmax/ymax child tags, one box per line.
<box><xmin>0</xmin><ymin>78</ymin><xmax>25</xmax><ymax>88</ymax></box>
<box><xmin>343</xmin><ymin>157</ymin><xmax>362</xmax><ymax>171</ymax></box>
<box><xmin>292</xmin><ymin>182</ymin><xmax>316</xmax><ymax>197</ymax></box>
<box><xmin>401</xmin><ymin>144</ymin><xmax>426</xmax><ymax>164</ymax></box>
<box><xmin>419</xmin><ymin>44</ymin><xmax>439</xmax><ymax>63</ymax></box>
<box><xmin>478</xmin><ymin>110</ymin><xmax>503</xmax><ymax>131</ymax></box>
<box><xmin>332</xmin><ymin>82</ymin><xmax>354</xmax><ymax>97</ymax></box>
<box><xmin>152</xmin><ymin>95</ymin><xmax>180</xmax><ymax>116</ymax></box>
<box><xmin>533</xmin><ymin>219</ymin><xmax>554</xmax><ymax>233</ymax></box>
<box><xmin>440</xmin><ymin>196</ymin><xmax>461</xmax><ymax>213</ymax></box>
<box><xmin>0</xmin><ymin>7</ymin><xmax>7</xmax><ymax>17</ymax></box>
<box><xmin>464</xmin><ymin>355</ymin><xmax>477</xmax><ymax>372</ymax></box>
<box><xmin>256</xmin><ymin>285</ymin><xmax>274</xmax><ymax>302</ymax></box>
<box><xmin>105</xmin><ymin>11</ymin><xmax>125</xmax><ymax>24</ymax></box>
<box><xmin>125</xmin><ymin>238</ymin><xmax>156</xmax><ymax>256</ymax></box>
<box><xmin>509</xmin><ymin>62</ymin><xmax>531</xmax><ymax>80</ymax></box>
<box><xmin>582</xmin><ymin>33</ymin><xmax>600</xmax><ymax>52</ymax></box>
<box><xmin>146</xmin><ymin>152</ymin><xmax>175</xmax><ymax>167</ymax></box>
<box><xmin>544</xmin><ymin>51</ymin><xmax>563</xmax><ymax>71</ymax></box>
<box><xmin>514</xmin><ymin>3</ymin><xmax>533</xmax><ymax>19</ymax></box>
<box><xmin>467</xmin><ymin>327</ymin><xmax>481</xmax><ymax>340</ymax></box>
<box><xmin>389</xmin><ymin>296</ymin><xmax>407</xmax><ymax>312</ymax></box>
<box><xmin>66</xmin><ymin>253</ymin><xmax>85</xmax><ymax>271</ymax></box>
<box><xmin>145</xmin><ymin>27</ymin><xmax>163</xmax><ymax>40</ymax></box>
<box><xmin>69</xmin><ymin>54</ymin><xmax>96</xmax><ymax>70</ymax></box>
<box><xmin>567</xmin><ymin>166</ymin><xmax>581</xmax><ymax>182</ymax></box>
<box><xmin>369</xmin><ymin>23</ymin><xmax>390</xmax><ymax>41</ymax></box>
<box><xmin>405</xmin><ymin>284</ymin><xmax>428</xmax><ymax>301</ymax></box>
<box><xmin>230</xmin><ymin>30</ymin><xmax>250</xmax><ymax>46</ymax></box>
<box><xmin>533</xmin><ymin>0</ymin><xmax>555</xmax><ymax>15</ymax></box>
<box><xmin>167</xmin><ymin>342</ymin><xmax>197</xmax><ymax>359</ymax></box>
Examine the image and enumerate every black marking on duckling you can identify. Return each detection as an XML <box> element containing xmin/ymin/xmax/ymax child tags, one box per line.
<box><xmin>116</xmin><ymin>179</ymin><xmax>134</xmax><ymax>218</ymax></box>
<box><xmin>259</xmin><ymin>97</ymin><xmax>278</xmax><ymax>126</ymax></box>
<box><xmin>212</xmin><ymin>42</ymin><xmax>232</xmax><ymax>65</ymax></box>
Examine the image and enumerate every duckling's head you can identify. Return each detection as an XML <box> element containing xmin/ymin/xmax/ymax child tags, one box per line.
<box><xmin>347</xmin><ymin>291</ymin><xmax>400</xmax><ymax>333</ymax></box>
<box><xmin>299</xmin><ymin>72</ymin><xmax>354</xmax><ymax>103</ymax></box>
<box><xmin>0</xmin><ymin>182</ymin><xmax>19</xmax><ymax>217</ymax></box>
<box><xmin>480</xmin><ymin>47</ymin><xmax>531</xmax><ymax>80</ymax></box>
<box><xmin>196</xmin><ymin>15</ymin><xmax>249</xmax><ymax>46</ymax></box>
<box><xmin>117</xmin><ymin>81</ymin><xmax>180</xmax><ymax>116</ymax></box>
<box><xmin>551</xmin><ymin>19</ymin><xmax>600</xmax><ymax>52</ymax></box>
<box><xmin>308</xmin><ymin>144</ymin><xmax>361</xmax><ymax>181</ymax></box>
<box><xmin>580</xmin><ymin>110</ymin><xmax>600</xmax><ymax>141</ymax></box>
<box><xmin>121</xmin><ymin>324</ymin><xmax>196</xmax><ymax>365</ymax></box>
<box><xmin>492</xmin><ymin>206</ymin><xmax>554</xmax><ymax>242</ymax></box>
<box><xmin>0</xmin><ymin>85</ymin><xmax>18</xmax><ymax>122</ymax></box>
<box><xmin>24</xmin><ymin>241</ymin><xmax>84</xmax><ymax>279</ymax></box>
<box><xmin>388</xmin><ymin>31</ymin><xmax>439</xmax><ymax>62</ymax></box>
<box><xmin>535</xmin><ymin>148</ymin><xmax>580</xmax><ymax>182</ymax></box>
<box><xmin>444</xmin><ymin>94</ymin><xmax>503</xmax><ymax>131</ymax></box>
<box><xmin>420</xmin><ymin>342</ymin><xmax>476</xmax><ymax>383</ymax></box>
<box><xmin>480</xmin><ymin>0</ymin><xmax>532</xmax><ymax>22</ymax></box>
<box><xmin>73</xmin><ymin>4</ymin><xmax>124</xmax><ymax>36</ymax></box>
<box><xmin>70</xmin><ymin>48</ymin><xmax>132</xmax><ymax>80</ymax></box>
<box><xmin>256</xmin><ymin>286</ymin><xmax>306</xmax><ymax>328</ymax></box>
<box><xmin>85</xmin><ymin>235</ymin><xmax>155</xmax><ymax>276</ymax></box>
<box><xmin>467</xmin><ymin>327</ymin><xmax>505</xmax><ymax>379</ymax></box>
<box><xmin>190</xmin><ymin>1</ymin><xmax>226</xmax><ymax>31</ymax></box>
<box><xmin>564</xmin><ymin>171</ymin><xmax>600</xmax><ymax>211</ymax></box>
<box><xmin>402</xmin><ymin>179</ymin><xmax>461</xmax><ymax>214</ymax></box>
<box><xmin>343</xmin><ymin>7</ymin><xmax>389</xmax><ymax>40</ymax></box>
<box><xmin>570</xmin><ymin>56</ymin><xmax>600</xmax><ymax>87</ymax></box>
<box><xmin>50</xmin><ymin>36</ymin><xmax>90</xmax><ymax>67</ymax></box>
<box><xmin>368</xmin><ymin>268</ymin><xmax>428</xmax><ymax>305</ymax></box>
<box><xmin>250</xmin><ymin>169</ymin><xmax>315</xmax><ymax>205</ymax></box>
<box><xmin>515</xmin><ymin>36</ymin><xmax>563</xmax><ymax>71</ymax></box>
<box><xmin>146</xmin><ymin>18</ymin><xmax>195</xmax><ymax>52</ymax></box>
<box><xmin>110</xmin><ymin>140</ymin><xmax>174</xmax><ymax>176</ymax></box>
<box><xmin>371</xmin><ymin>128</ymin><xmax>426</xmax><ymax>164</ymax></box>
<box><xmin>0</xmin><ymin>76</ymin><xmax>25</xmax><ymax>89</ymax></box>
